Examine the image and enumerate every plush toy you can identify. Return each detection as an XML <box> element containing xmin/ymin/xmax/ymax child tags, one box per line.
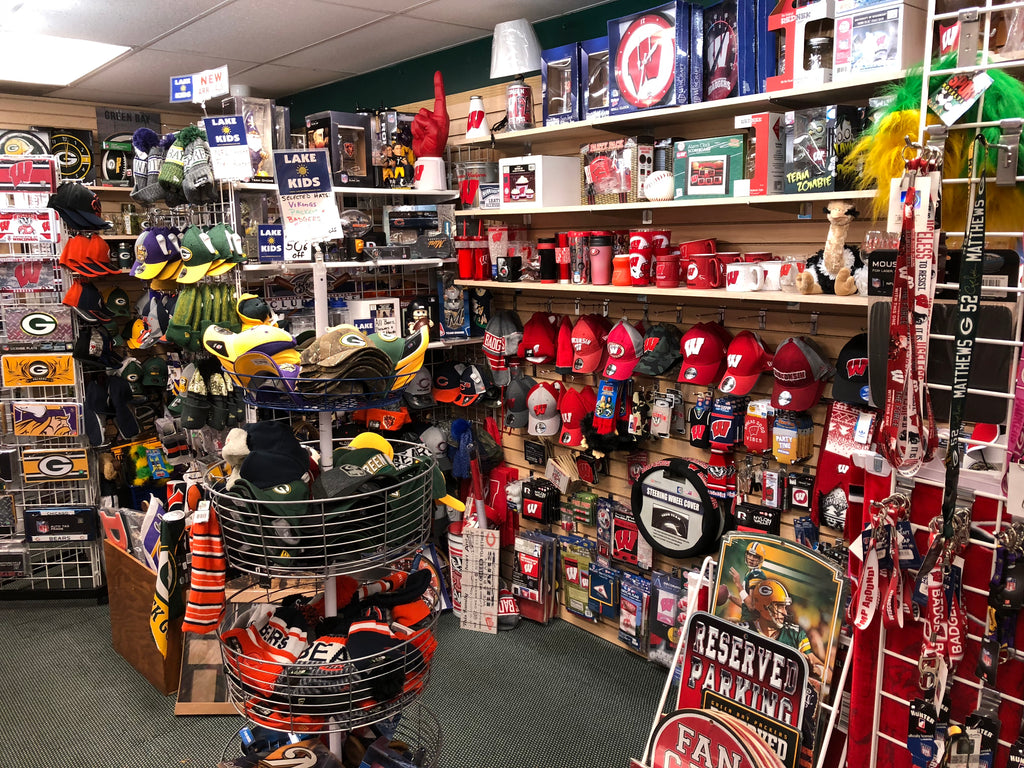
<box><xmin>797</xmin><ymin>200</ymin><xmax>866</xmax><ymax>296</ymax></box>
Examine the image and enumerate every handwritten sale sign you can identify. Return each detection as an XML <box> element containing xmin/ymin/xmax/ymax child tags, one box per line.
<box><xmin>272</xmin><ymin>149</ymin><xmax>342</xmax><ymax>244</ymax></box>
<box><xmin>202</xmin><ymin>116</ymin><xmax>250</xmax><ymax>181</ymax></box>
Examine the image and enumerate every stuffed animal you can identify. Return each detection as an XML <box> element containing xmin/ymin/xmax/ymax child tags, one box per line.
<box><xmin>797</xmin><ymin>200</ymin><xmax>867</xmax><ymax>296</ymax></box>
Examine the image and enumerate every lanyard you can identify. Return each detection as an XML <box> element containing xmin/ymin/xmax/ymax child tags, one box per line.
<box><xmin>941</xmin><ymin>136</ymin><xmax>988</xmax><ymax>539</ymax></box>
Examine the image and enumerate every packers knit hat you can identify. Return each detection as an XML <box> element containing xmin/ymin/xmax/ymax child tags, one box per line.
<box><xmin>181</xmin><ymin>126</ymin><xmax>216</xmax><ymax>205</ymax></box>
<box><xmin>158</xmin><ymin>131</ymin><xmax>188</xmax><ymax>207</ymax></box>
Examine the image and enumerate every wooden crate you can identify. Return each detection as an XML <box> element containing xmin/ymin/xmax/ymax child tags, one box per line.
<box><xmin>104</xmin><ymin>540</ymin><xmax>182</xmax><ymax>695</ymax></box>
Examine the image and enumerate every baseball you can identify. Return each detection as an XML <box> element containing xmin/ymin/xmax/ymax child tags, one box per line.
<box><xmin>643</xmin><ymin>170</ymin><xmax>674</xmax><ymax>201</ymax></box>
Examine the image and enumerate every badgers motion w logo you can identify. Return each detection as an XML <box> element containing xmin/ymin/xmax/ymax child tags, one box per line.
<box><xmin>846</xmin><ymin>357</ymin><xmax>868</xmax><ymax>378</ymax></box>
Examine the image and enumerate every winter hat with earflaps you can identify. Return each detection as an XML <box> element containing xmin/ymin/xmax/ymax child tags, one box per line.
<box><xmin>182</xmin><ymin>127</ymin><xmax>217</xmax><ymax>205</ymax></box>
<box><xmin>158</xmin><ymin>130</ymin><xmax>189</xmax><ymax>207</ymax></box>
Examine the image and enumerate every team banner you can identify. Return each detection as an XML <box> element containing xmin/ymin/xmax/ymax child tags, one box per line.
<box><xmin>0</xmin><ymin>156</ymin><xmax>57</xmax><ymax>193</ymax></box>
<box><xmin>677</xmin><ymin>611</ymin><xmax>807</xmax><ymax>768</ymax></box>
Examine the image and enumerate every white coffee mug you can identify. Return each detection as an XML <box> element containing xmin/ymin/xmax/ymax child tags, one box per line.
<box><xmin>760</xmin><ymin>260</ymin><xmax>786</xmax><ymax>291</ymax></box>
<box><xmin>725</xmin><ymin>262</ymin><xmax>765</xmax><ymax>292</ymax></box>
<box><xmin>779</xmin><ymin>258</ymin><xmax>807</xmax><ymax>293</ymax></box>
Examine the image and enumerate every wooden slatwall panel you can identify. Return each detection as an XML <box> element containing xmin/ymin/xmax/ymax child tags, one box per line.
<box><xmin>405</xmin><ymin>80</ymin><xmax>871</xmax><ymax>656</ymax></box>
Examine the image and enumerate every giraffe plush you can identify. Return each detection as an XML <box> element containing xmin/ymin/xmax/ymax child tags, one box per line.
<box><xmin>796</xmin><ymin>200</ymin><xmax>867</xmax><ymax>296</ymax></box>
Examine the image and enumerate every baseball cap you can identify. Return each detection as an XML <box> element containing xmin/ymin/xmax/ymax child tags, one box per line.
<box><xmin>522</xmin><ymin>312</ymin><xmax>558</xmax><ymax>364</ymax></box>
<box><xmin>65</xmin><ymin>280</ymin><xmax>114</xmax><ymax>323</ymax></box>
<box><xmin>603</xmin><ymin>320</ymin><xmax>643</xmax><ymax>380</ymax></box>
<box><xmin>634</xmin><ymin>324</ymin><xmax>683</xmax><ymax>377</ymax></box>
<box><xmin>60</xmin><ymin>234</ymin><xmax>118</xmax><ymax>277</ymax></box>
<box><xmin>559</xmin><ymin>386</ymin><xmax>597</xmax><ymax>447</ymax></box>
<box><xmin>142</xmin><ymin>356</ymin><xmax>169</xmax><ymax>388</ymax></box>
<box><xmin>771</xmin><ymin>336</ymin><xmax>833</xmax><ymax>411</ymax></box>
<box><xmin>527</xmin><ymin>381</ymin><xmax>563</xmax><ymax>437</ymax></box>
<box><xmin>105</xmin><ymin>287</ymin><xmax>131</xmax><ymax>317</ymax></box>
<box><xmin>833</xmin><ymin>333</ymin><xmax>870</xmax><ymax>407</ymax></box>
<box><xmin>571</xmin><ymin>314</ymin><xmax>610</xmax><ymax>374</ymax></box>
<box><xmin>678</xmin><ymin>322</ymin><xmax>732</xmax><ymax>385</ymax></box>
<box><xmin>176</xmin><ymin>226</ymin><xmax>220</xmax><ymax>284</ymax></box>
<box><xmin>482</xmin><ymin>310</ymin><xmax>524</xmax><ymax>386</ymax></box>
<box><xmin>404</xmin><ymin>368</ymin><xmax>435</xmax><ymax>410</ymax></box>
<box><xmin>131</xmin><ymin>228</ymin><xmax>176</xmax><ymax>280</ymax></box>
<box><xmin>205</xmin><ymin>223</ymin><xmax>244</xmax><ymax>276</ymax></box>
<box><xmin>719</xmin><ymin>331</ymin><xmax>773</xmax><ymax>396</ymax></box>
<box><xmin>505</xmin><ymin>375</ymin><xmax>536</xmax><ymax>429</ymax></box>
<box><xmin>47</xmin><ymin>182</ymin><xmax>110</xmax><ymax>231</ymax></box>
<box><xmin>432</xmin><ymin>361</ymin><xmax>465</xmax><ymax>403</ymax></box>
<box><xmin>554</xmin><ymin>315</ymin><xmax>574</xmax><ymax>375</ymax></box>
<box><xmin>455</xmin><ymin>364</ymin><xmax>492</xmax><ymax>407</ymax></box>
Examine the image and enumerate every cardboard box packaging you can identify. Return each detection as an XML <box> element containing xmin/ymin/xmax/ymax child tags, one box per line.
<box><xmin>608</xmin><ymin>1</ymin><xmax>691</xmax><ymax>115</ymax></box>
<box><xmin>499</xmin><ymin>155</ymin><xmax>582</xmax><ymax>208</ymax></box>
<box><xmin>767</xmin><ymin>0</ymin><xmax>836</xmax><ymax>92</ymax></box>
<box><xmin>734</xmin><ymin>112</ymin><xmax>784</xmax><ymax>196</ymax></box>
<box><xmin>702</xmin><ymin>0</ymin><xmax>757</xmax><ymax>100</ymax></box>
<box><xmin>833</xmin><ymin>1</ymin><xmax>927</xmax><ymax>81</ymax></box>
<box><xmin>578</xmin><ymin>37</ymin><xmax>611</xmax><ymax>120</ymax></box>
<box><xmin>783</xmin><ymin>105</ymin><xmax>865</xmax><ymax>194</ymax></box>
<box><xmin>305</xmin><ymin>110</ymin><xmax>373</xmax><ymax>187</ymax></box>
<box><xmin>346</xmin><ymin>298</ymin><xmax>401</xmax><ymax>338</ymax></box>
<box><xmin>580</xmin><ymin>136</ymin><xmax>655</xmax><ymax>205</ymax></box>
<box><xmin>673</xmin><ymin>135</ymin><xmax>746</xmax><ymax>199</ymax></box>
<box><xmin>543</xmin><ymin>43</ymin><xmax>579</xmax><ymax>126</ymax></box>
<box><xmin>222</xmin><ymin>95</ymin><xmax>277</xmax><ymax>181</ymax></box>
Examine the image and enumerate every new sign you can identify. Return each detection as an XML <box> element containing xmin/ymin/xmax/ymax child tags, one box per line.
<box><xmin>169</xmin><ymin>66</ymin><xmax>229</xmax><ymax>104</ymax></box>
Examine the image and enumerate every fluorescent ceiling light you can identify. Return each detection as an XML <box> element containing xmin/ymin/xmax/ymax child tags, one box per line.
<box><xmin>0</xmin><ymin>32</ymin><xmax>129</xmax><ymax>86</ymax></box>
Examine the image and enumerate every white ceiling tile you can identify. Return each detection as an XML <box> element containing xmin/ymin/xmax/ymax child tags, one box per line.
<box><xmin>39</xmin><ymin>0</ymin><xmax>234</xmax><ymax>47</ymax></box>
<box><xmin>153</xmin><ymin>0</ymin><xmax>387</xmax><ymax>62</ymax></box>
<box><xmin>314</xmin><ymin>0</ymin><xmax>434</xmax><ymax>13</ymax></box>
<box><xmin>43</xmin><ymin>86</ymin><xmax>166</xmax><ymax>107</ymax></box>
<box><xmin>71</xmin><ymin>49</ymin><xmax>256</xmax><ymax>97</ymax></box>
<box><xmin>274</xmin><ymin>15</ymin><xmax>491</xmax><ymax>73</ymax></box>
<box><xmin>404</xmin><ymin>0</ymin><xmax>585</xmax><ymax>29</ymax></box>
<box><xmin>230</xmin><ymin>64</ymin><xmax>354</xmax><ymax>99</ymax></box>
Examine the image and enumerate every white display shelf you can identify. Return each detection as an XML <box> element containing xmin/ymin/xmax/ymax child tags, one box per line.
<box><xmin>454</xmin><ymin>70</ymin><xmax>905</xmax><ymax>149</ymax></box>
<box><xmin>242</xmin><ymin>257</ymin><xmax>449</xmax><ymax>272</ymax></box>
<box><xmin>454</xmin><ymin>278</ymin><xmax>870</xmax><ymax>308</ymax></box>
<box><xmin>455</xmin><ymin>189</ymin><xmax>877</xmax><ymax>218</ymax></box>
<box><xmin>232</xmin><ymin>181</ymin><xmax>457</xmax><ymax>201</ymax></box>
<box><xmin>427</xmin><ymin>336</ymin><xmax>483</xmax><ymax>350</ymax></box>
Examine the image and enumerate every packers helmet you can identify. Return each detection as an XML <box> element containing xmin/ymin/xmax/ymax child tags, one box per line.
<box><xmin>751</xmin><ymin>579</ymin><xmax>791</xmax><ymax>630</ymax></box>
<box><xmin>745</xmin><ymin>541</ymin><xmax>766</xmax><ymax>568</ymax></box>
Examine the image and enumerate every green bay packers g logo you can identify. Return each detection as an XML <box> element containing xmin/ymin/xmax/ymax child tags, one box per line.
<box><xmin>180</xmin><ymin>246</ymin><xmax>193</xmax><ymax>262</ymax></box>
<box><xmin>37</xmin><ymin>454</ymin><xmax>75</xmax><ymax>477</ymax></box>
<box><xmin>340</xmin><ymin>332</ymin><xmax>367</xmax><ymax>348</ymax></box>
<box><xmin>19</xmin><ymin>311</ymin><xmax>57</xmax><ymax>337</ymax></box>
<box><xmin>25</xmin><ymin>359</ymin><xmax>55</xmax><ymax>380</ymax></box>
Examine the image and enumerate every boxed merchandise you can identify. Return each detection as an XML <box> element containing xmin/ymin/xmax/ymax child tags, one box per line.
<box><xmin>346</xmin><ymin>298</ymin><xmax>401</xmax><ymax>338</ymax></box>
<box><xmin>783</xmin><ymin>104</ymin><xmax>865</xmax><ymax>194</ymax></box>
<box><xmin>766</xmin><ymin>0</ymin><xmax>836</xmax><ymax>92</ymax></box>
<box><xmin>0</xmin><ymin>541</ymin><xmax>26</xmax><ymax>578</ymax></box>
<box><xmin>673</xmin><ymin>134</ymin><xmax>745</xmax><ymax>198</ymax></box>
<box><xmin>689</xmin><ymin>4</ymin><xmax>704</xmax><ymax>103</ymax></box>
<box><xmin>499</xmin><ymin>155</ymin><xmax>582</xmax><ymax>208</ymax></box>
<box><xmin>478</xmin><ymin>183</ymin><xmax>500</xmax><ymax>210</ymax></box>
<box><xmin>221</xmin><ymin>95</ymin><xmax>277</xmax><ymax>181</ymax></box>
<box><xmin>608</xmin><ymin>2</ymin><xmax>690</xmax><ymax>115</ymax></box>
<box><xmin>833</xmin><ymin>1</ymin><xmax>927</xmax><ymax>81</ymax></box>
<box><xmin>578</xmin><ymin>37</ymin><xmax>611</xmax><ymax>120</ymax></box>
<box><xmin>305</xmin><ymin>110</ymin><xmax>373</xmax><ymax>187</ymax></box>
<box><xmin>580</xmin><ymin>135</ymin><xmax>655</xmax><ymax>205</ymax></box>
<box><xmin>24</xmin><ymin>506</ymin><xmax>98</xmax><ymax>542</ymax></box>
<box><xmin>756</xmin><ymin>0</ymin><xmax>779</xmax><ymax>92</ymax></box>
<box><xmin>371</xmin><ymin>110</ymin><xmax>416</xmax><ymax>189</ymax></box>
<box><xmin>701</xmin><ymin>0</ymin><xmax>757</xmax><ymax>100</ymax></box>
<box><xmin>438</xmin><ymin>271</ymin><xmax>471</xmax><ymax>338</ymax></box>
<box><xmin>542</xmin><ymin>43</ymin><xmax>579</xmax><ymax>126</ymax></box>
<box><xmin>733</xmin><ymin>112</ymin><xmax>784</xmax><ymax>196</ymax></box>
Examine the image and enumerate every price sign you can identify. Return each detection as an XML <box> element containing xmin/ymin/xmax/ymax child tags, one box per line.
<box><xmin>460</xmin><ymin>527</ymin><xmax>500</xmax><ymax>634</ymax></box>
<box><xmin>273</xmin><ymin>149</ymin><xmax>342</xmax><ymax>244</ymax></box>
<box><xmin>283</xmin><ymin>238</ymin><xmax>313</xmax><ymax>263</ymax></box>
<box><xmin>202</xmin><ymin>116</ymin><xmax>251</xmax><ymax>181</ymax></box>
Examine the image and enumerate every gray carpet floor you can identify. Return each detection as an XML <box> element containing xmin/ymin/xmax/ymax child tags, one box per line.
<box><xmin>0</xmin><ymin>601</ymin><xmax>665</xmax><ymax>768</ymax></box>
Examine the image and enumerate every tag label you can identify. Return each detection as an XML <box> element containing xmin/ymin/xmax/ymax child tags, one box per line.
<box><xmin>929</xmin><ymin>72</ymin><xmax>994</xmax><ymax>126</ymax></box>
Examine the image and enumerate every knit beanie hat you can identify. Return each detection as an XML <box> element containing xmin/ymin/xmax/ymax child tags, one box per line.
<box><xmin>182</xmin><ymin>126</ymin><xmax>216</xmax><ymax>204</ymax></box>
<box><xmin>158</xmin><ymin>130</ymin><xmax>189</xmax><ymax>207</ymax></box>
<box><xmin>130</xmin><ymin>128</ymin><xmax>160</xmax><ymax>203</ymax></box>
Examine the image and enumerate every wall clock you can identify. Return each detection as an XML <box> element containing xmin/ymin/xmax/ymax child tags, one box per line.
<box><xmin>613</xmin><ymin>13</ymin><xmax>675</xmax><ymax>109</ymax></box>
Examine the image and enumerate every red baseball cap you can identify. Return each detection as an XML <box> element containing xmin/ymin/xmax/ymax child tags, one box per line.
<box><xmin>771</xmin><ymin>336</ymin><xmax>833</xmax><ymax>411</ymax></box>
<box><xmin>678</xmin><ymin>322</ymin><xmax>732</xmax><ymax>385</ymax></box>
<box><xmin>603</xmin><ymin>320</ymin><xmax>643</xmax><ymax>380</ymax></box>
<box><xmin>719</xmin><ymin>331</ymin><xmax>773</xmax><ymax>395</ymax></box>
<box><xmin>522</xmin><ymin>312</ymin><xmax>558</xmax><ymax>364</ymax></box>
<box><xmin>570</xmin><ymin>315</ymin><xmax>610</xmax><ymax>374</ymax></box>
<box><xmin>559</xmin><ymin>386</ymin><xmax>597</xmax><ymax>446</ymax></box>
<box><xmin>554</xmin><ymin>315</ymin><xmax>574</xmax><ymax>375</ymax></box>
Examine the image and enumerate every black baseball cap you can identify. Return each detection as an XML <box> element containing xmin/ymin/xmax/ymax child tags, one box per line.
<box><xmin>47</xmin><ymin>183</ymin><xmax>110</xmax><ymax>231</ymax></box>
<box><xmin>634</xmin><ymin>324</ymin><xmax>683</xmax><ymax>377</ymax></box>
<box><xmin>833</xmin><ymin>333</ymin><xmax>870</xmax><ymax>407</ymax></box>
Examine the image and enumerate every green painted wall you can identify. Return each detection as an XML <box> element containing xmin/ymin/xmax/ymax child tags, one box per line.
<box><xmin>281</xmin><ymin>0</ymin><xmax>665</xmax><ymax>122</ymax></box>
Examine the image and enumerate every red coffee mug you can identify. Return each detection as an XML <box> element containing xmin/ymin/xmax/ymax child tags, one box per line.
<box><xmin>679</xmin><ymin>238</ymin><xmax>717</xmax><ymax>258</ymax></box>
<box><xmin>655</xmin><ymin>251</ymin><xmax>680</xmax><ymax>288</ymax></box>
<box><xmin>686</xmin><ymin>253</ymin><xmax>722</xmax><ymax>289</ymax></box>
<box><xmin>715</xmin><ymin>251</ymin><xmax>742</xmax><ymax>283</ymax></box>
<box><xmin>743</xmin><ymin>251</ymin><xmax>772</xmax><ymax>263</ymax></box>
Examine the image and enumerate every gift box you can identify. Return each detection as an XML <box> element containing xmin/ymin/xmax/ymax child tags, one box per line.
<box><xmin>608</xmin><ymin>1</ymin><xmax>691</xmax><ymax>115</ymax></box>
<box><xmin>580</xmin><ymin>136</ymin><xmax>656</xmax><ymax>205</ymax></box>
<box><xmin>783</xmin><ymin>105</ymin><xmax>865</xmax><ymax>194</ymax></box>
<box><xmin>833</xmin><ymin>1</ymin><xmax>927</xmax><ymax>82</ymax></box>
<box><xmin>222</xmin><ymin>95</ymin><xmax>277</xmax><ymax>181</ymax></box>
<box><xmin>578</xmin><ymin>37</ymin><xmax>611</xmax><ymax>120</ymax></box>
<box><xmin>766</xmin><ymin>0</ymin><xmax>836</xmax><ymax>92</ymax></box>
<box><xmin>701</xmin><ymin>0</ymin><xmax>757</xmax><ymax>100</ymax></box>
<box><xmin>673</xmin><ymin>134</ymin><xmax>746</xmax><ymax>199</ymax></box>
<box><xmin>371</xmin><ymin>110</ymin><xmax>416</xmax><ymax>189</ymax></box>
<box><xmin>304</xmin><ymin>110</ymin><xmax>373</xmax><ymax>187</ymax></box>
<box><xmin>499</xmin><ymin>155</ymin><xmax>581</xmax><ymax>208</ymax></box>
<box><xmin>733</xmin><ymin>112</ymin><xmax>784</xmax><ymax>197</ymax></box>
<box><xmin>542</xmin><ymin>43</ymin><xmax>579</xmax><ymax>127</ymax></box>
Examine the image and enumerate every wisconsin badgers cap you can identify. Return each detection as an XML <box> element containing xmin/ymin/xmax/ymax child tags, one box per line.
<box><xmin>554</xmin><ymin>314</ymin><xmax>574</xmax><ymax>375</ymax></box>
<box><xmin>603</xmin><ymin>320</ymin><xmax>643</xmax><ymax>380</ymax></box>
<box><xmin>678</xmin><ymin>322</ymin><xmax>732</xmax><ymax>385</ymax></box>
<box><xmin>634</xmin><ymin>323</ymin><xmax>683</xmax><ymax>377</ymax></box>
<box><xmin>771</xmin><ymin>336</ymin><xmax>833</xmax><ymax>411</ymax></box>
<box><xmin>505</xmin><ymin>375</ymin><xmax>535</xmax><ymax>429</ymax></box>
<box><xmin>559</xmin><ymin>386</ymin><xmax>597</xmax><ymax>447</ymax></box>
<box><xmin>571</xmin><ymin>314</ymin><xmax>609</xmax><ymax>374</ymax></box>
<box><xmin>522</xmin><ymin>312</ymin><xmax>558</xmax><ymax>364</ymax></box>
<box><xmin>527</xmin><ymin>381</ymin><xmax>562</xmax><ymax>437</ymax></box>
<box><xmin>719</xmin><ymin>331</ymin><xmax>773</xmax><ymax>396</ymax></box>
<box><xmin>833</xmin><ymin>333</ymin><xmax>871</xmax><ymax>407</ymax></box>
<box><xmin>482</xmin><ymin>310</ymin><xmax>523</xmax><ymax>386</ymax></box>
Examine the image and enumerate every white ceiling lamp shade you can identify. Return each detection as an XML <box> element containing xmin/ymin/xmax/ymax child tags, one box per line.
<box><xmin>0</xmin><ymin>31</ymin><xmax>128</xmax><ymax>85</ymax></box>
<box><xmin>489</xmin><ymin>18</ymin><xmax>541</xmax><ymax>79</ymax></box>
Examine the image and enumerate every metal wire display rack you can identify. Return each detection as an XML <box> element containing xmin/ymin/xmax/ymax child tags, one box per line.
<box><xmin>229</xmin><ymin>371</ymin><xmax>407</xmax><ymax>412</ymax></box>
<box><xmin>218</xmin><ymin>575</ymin><xmax>440</xmax><ymax>735</ymax></box>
